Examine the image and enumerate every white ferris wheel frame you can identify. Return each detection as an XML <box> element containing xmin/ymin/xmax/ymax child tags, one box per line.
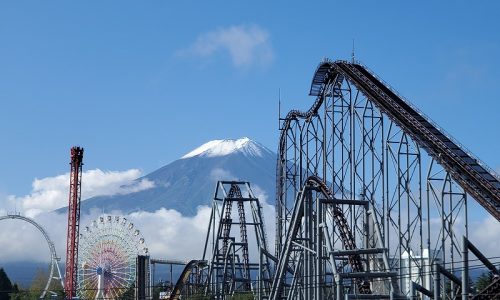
<box><xmin>0</xmin><ymin>214</ymin><xmax>64</xmax><ymax>299</ymax></box>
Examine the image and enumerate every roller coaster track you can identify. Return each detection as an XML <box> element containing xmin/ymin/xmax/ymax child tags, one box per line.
<box><xmin>270</xmin><ymin>176</ymin><xmax>371</xmax><ymax>299</ymax></box>
<box><xmin>275</xmin><ymin>70</ymin><xmax>341</xmax><ymax>256</ymax></box>
<box><xmin>169</xmin><ymin>260</ymin><xmax>207</xmax><ymax>300</ymax></box>
<box><xmin>203</xmin><ymin>181</ymin><xmax>272</xmax><ymax>298</ymax></box>
<box><xmin>276</xmin><ymin>70</ymin><xmax>370</xmax><ymax>296</ymax></box>
<box><xmin>307</xmin><ymin>175</ymin><xmax>366</xmax><ymax>278</ymax></box>
<box><xmin>221</xmin><ymin>184</ymin><xmax>251</xmax><ymax>286</ymax></box>
<box><xmin>222</xmin><ymin>187</ymin><xmax>234</xmax><ymax>256</ymax></box>
<box><xmin>235</xmin><ymin>188</ymin><xmax>252</xmax><ymax>288</ymax></box>
<box><xmin>275</xmin><ymin>59</ymin><xmax>500</xmax><ymax>299</ymax></box>
<box><xmin>307</xmin><ymin>60</ymin><xmax>500</xmax><ymax>221</ymax></box>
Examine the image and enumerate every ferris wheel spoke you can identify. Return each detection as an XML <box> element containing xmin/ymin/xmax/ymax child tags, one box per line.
<box><xmin>112</xmin><ymin>258</ymin><xmax>131</xmax><ymax>270</ymax></box>
<box><xmin>111</xmin><ymin>270</ymin><xmax>134</xmax><ymax>283</ymax></box>
<box><xmin>109</xmin><ymin>272</ymin><xmax>131</xmax><ymax>284</ymax></box>
<box><xmin>110</xmin><ymin>259</ymin><xmax>128</xmax><ymax>270</ymax></box>
<box><xmin>112</xmin><ymin>273</ymin><xmax>131</xmax><ymax>282</ymax></box>
<box><xmin>110</xmin><ymin>288</ymin><xmax>121</xmax><ymax>299</ymax></box>
<box><xmin>110</xmin><ymin>269</ymin><xmax>132</xmax><ymax>276</ymax></box>
<box><xmin>89</xmin><ymin>255</ymin><xmax>100</xmax><ymax>266</ymax></box>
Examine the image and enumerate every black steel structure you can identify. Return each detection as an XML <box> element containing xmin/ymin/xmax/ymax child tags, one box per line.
<box><xmin>136</xmin><ymin>255</ymin><xmax>151</xmax><ymax>300</ymax></box>
<box><xmin>168</xmin><ymin>260</ymin><xmax>207</xmax><ymax>300</ymax></box>
<box><xmin>272</xmin><ymin>59</ymin><xmax>500</xmax><ymax>299</ymax></box>
<box><xmin>203</xmin><ymin>181</ymin><xmax>272</xmax><ymax>299</ymax></box>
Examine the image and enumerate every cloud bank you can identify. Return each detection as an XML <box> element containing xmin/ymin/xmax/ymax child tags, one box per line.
<box><xmin>3</xmin><ymin>169</ymin><xmax>154</xmax><ymax>218</ymax></box>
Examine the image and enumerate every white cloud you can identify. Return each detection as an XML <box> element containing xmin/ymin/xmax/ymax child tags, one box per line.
<box><xmin>469</xmin><ymin>215</ymin><xmax>500</xmax><ymax>258</ymax></box>
<box><xmin>4</xmin><ymin>169</ymin><xmax>154</xmax><ymax>218</ymax></box>
<box><xmin>129</xmin><ymin>207</ymin><xmax>212</xmax><ymax>260</ymax></box>
<box><xmin>183</xmin><ymin>24</ymin><xmax>274</xmax><ymax>68</ymax></box>
<box><xmin>209</xmin><ymin>168</ymin><xmax>235</xmax><ymax>182</ymax></box>
<box><xmin>250</xmin><ymin>184</ymin><xmax>276</xmax><ymax>251</ymax></box>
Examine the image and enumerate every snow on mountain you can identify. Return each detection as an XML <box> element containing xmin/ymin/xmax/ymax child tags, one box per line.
<box><xmin>181</xmin><ymin>137</ymin><xmax>270</xmax><ymax>159</ymax></box>
<box><xmin>67</xmin><ymin>138</ymin><xmax>277</xmax><ymax>216</ymax></box>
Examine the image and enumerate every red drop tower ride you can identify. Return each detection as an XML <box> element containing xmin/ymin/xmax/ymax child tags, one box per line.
<box><xmin>64</xmin><ymin>146</ymin><xmax>84</xmax><ymax>298</ymax></box>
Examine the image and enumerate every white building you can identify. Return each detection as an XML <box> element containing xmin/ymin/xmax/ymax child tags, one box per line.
<box><xmin>395</xmin><ymin>249</ymin><xmax>441</xmax><ymax>298</ymax></box>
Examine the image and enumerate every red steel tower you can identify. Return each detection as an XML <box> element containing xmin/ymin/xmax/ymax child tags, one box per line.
<box><xmin>64</xmin><ymin>146</ymin><xmax>84</xmax><ymax>298</ymax></box>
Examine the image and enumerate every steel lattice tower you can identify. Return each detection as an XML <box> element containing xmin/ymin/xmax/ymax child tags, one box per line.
<box><xmin>64</xmin><ymin>146</ymin><xmax>84</xmax><ymax>298</ymax></box>
<box><xmin>203</xmin><ymin>181</ymin><xmax>272</xmax><ymax>299</ymax></box>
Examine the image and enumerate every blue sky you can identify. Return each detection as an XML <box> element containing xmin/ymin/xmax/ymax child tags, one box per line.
<box><xmin>0</xmin><ymin>1</ymin><xmax>499</xmax><ymax>197</ymax></box>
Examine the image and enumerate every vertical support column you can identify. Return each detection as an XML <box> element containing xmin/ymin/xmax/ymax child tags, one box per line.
<box><xmin>316</xmin><ymin>196</ymin><xmax>323</xmax><ymax>300</ymax></box>
<box><xmin>258</xmin><ymin>247</ymin><xmax>262</xmax><ymax>300</ymax></box>
<box><xmin>151</xmin><ymin>262</ymin><xmax>155</xmax><ymax>292</ymax></box>
<box><xmin>364</xmin><ymin>204</ymin><xmax>370</xmax><ymax>274</ymax></box>
<box><xmin>304</xmin><ymin>189</ymin><xmax>312</xmax><ymax>300</ymax></box>
<box><xmin>427</xmin><ymin>159</ymin><xmax>468</xmax><ymax>299</ymax></box>
<box><xmin>336</xmin><ymin>275</ymin><xmax>343</xmax><ymax>300</ymax></box>
<box><xmin>170</xmin><ymin>264</ymin><xmax>173</xmax><ymax>292</ymax></box>
<box><xmin>434</xmin><ymin>264</ymin><xmax>440</xmax><ymax>300</ymax></box>
<box><xmin>136</xmin><ymin>255</ymin><xmax>150</xmax><ymax>300</ymax></box>
<box><xmin>461</xmin><ymin>236</ymin><xmax>469</xmax><ymax>300</ymax></box>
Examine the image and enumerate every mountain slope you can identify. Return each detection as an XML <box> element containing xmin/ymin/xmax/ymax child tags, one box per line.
<box><xmin>75</xmin><ymin>138</ymin><xmax>276</xmax><ymax>216</ymax></box>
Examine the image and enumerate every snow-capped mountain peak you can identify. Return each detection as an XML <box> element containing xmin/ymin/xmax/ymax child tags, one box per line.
<box><xmin>181</xmin><ymin>137</ymin><xmax>269</xmax><ymax>159</ymax></box>
<box><xmin>71</xmin><ymin>137</ymin><xmax>277</xmax><ymax>217</ymax></box>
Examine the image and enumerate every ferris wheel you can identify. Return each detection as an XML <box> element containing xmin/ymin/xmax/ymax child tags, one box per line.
<box><xmin>77</xmin><ymin>215</ymin><xmax>148</xmax><ymax>300</ymax></box>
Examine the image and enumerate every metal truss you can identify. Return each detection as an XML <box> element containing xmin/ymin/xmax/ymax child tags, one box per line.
<box><xmin>273</xmin><ymin>59</ymin><xmax>500</xmax><ymax>299</ymax></box>
<box><xmin>168</xmin><ymin>260</ymin><xmax>207</xmax><ymax>300</ymax></box>
<box><xmin>270</xmin><ymin>176</ymin><xmax>396</xmax><ymax>299</ymax></box>
<box><xmin>203</xmin><ymin>181</ymin><xmax>272</xmax><ymax>299</ymax></box>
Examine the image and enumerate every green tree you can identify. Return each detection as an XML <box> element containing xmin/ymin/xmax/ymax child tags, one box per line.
<box><xmin>30</xmin><ymin>268</ymin><xmax>45</xmax><ymax>296</ymax></box>
<box><xmin>119</xmin><ymin>283</ymin><xmax>135</xmax><ymax>300</ymax></box>
<box><xmin>9</xmin><ymin>283</ymin><xmax>22</xmax><ymax>300</ymax></box>
<box><xmin>151</xmin><ymin>282</ymin><xmax>167</xmax><ymax>300</ymax></box>
<box><xmin>476</xmin><ymin>271</ymin><xmax>494</xmax><ymax>292</ymax></box>
<box><xmin>9</xmin><ymin>287</ymin><xmax>32</xmax><ymax>300</ymax></box>
<box><xmin>0</xmin><ymin>268</ymin><xmax>13</xmax><ymax>300</ymax></box>
<box><xmin>30</xmin><ymin>266</ymin><xmax>64</xmax><ymax>299</ymax></box>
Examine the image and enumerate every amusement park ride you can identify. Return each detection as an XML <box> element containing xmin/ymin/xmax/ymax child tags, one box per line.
<box><xmin>77</xmin><ymin>215</ymin><xmax>149</xmax><ymax>299</ymax></box>
<box><xmin>62</xmin><ymin>147</ymin><xmax>151</xmax><ymax>300</ymax></box>
<box><xmin>64</xmin><ymin>146</ymin><xmax>84</xmax><ymax>299</ymax></box>
<box><xmin>167</xmin><ymin>59</ymin><xmax>500</xmax><ymax>300</ymax></box>
<box><xmin>1</xmin><ymin>57</ymin><xmax>499</xmax><ymax>299</ymax></box>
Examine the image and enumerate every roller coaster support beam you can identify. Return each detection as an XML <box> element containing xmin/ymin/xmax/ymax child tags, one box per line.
<box><xmin>434</xmin><ymin>263</ymin><xmax>461</xmax><ymax>299</ymax></box>
<box><xmin>462</xmin><ymin>235</ymin><xmax>500</xmax><ymax>300</ymax></box>
<box><xmin>203</xmin><ymin>181</ymin><xmax>272</xmax><ymax>299</ymax></box>
<box><xmin>411</xmin><ymin>281</ymin><xmax>433</xmax><ymax>299</ymax></box>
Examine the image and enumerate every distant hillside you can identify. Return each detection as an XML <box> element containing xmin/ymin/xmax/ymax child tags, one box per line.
<box><xmin>1</xmin><ymin>261</ymin><xmax>54</xmax><ymax>287</ymax></box>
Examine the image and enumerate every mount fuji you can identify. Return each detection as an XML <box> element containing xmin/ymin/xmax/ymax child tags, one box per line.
<box><xmin>74</xmin><ymin>138</ymin><xmax>276</xmax><ymax>216</ymax></box>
